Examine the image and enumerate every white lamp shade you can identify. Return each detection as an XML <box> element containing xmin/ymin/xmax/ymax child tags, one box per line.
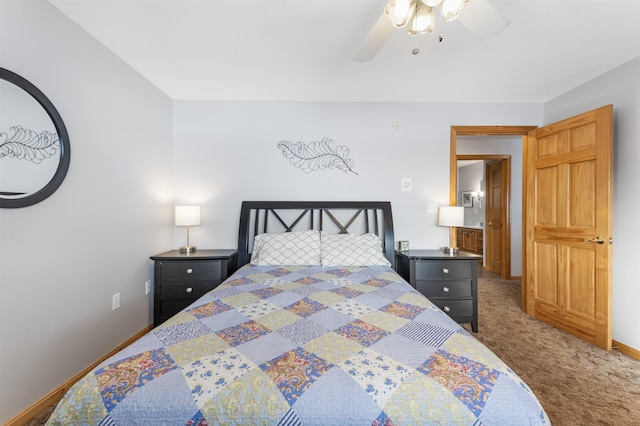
<box><xmin>438</xmin><ymin>206</ymin><xmax>464</xmax><ymax>227</ymax></box>
<box><xmin>175</xmin><ymin>206</ymin><xmax>201</xmax><ymax>226</ymax></box>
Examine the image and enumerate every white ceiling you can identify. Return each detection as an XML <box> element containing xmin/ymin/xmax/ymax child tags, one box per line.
<box><xmin>48</xmin><ymin>0</ymin><xmax>640</xmax><ymax>102</ymax></box>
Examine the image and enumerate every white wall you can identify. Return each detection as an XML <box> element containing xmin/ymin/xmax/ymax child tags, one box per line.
<box><xmin>544</xmin><ymin>57</ymin><xmax>640</xmax><ymax>352</ymax></box>
<box><xmin>0</xmin><ymin>0</ymin><xmax>174</xmax><ymax>422</ymax></box>
<box><xmin>172</xmin><ymin>101</ymin><xmax>542</xmax><ymax>255</ymax></box>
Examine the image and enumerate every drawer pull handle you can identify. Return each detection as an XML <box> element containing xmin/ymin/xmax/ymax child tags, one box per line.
<box><xmin>442</xmin><ymin>287</ymin><xmax>450</xmax><ymax>293</ymax></box>
<box><xmin>443</xmin><ymin>306</ymin><xmax>451</xmax><ymax>312</ymax></box>
<box><xmin>186</xmin><ymin>268</ymin><xmax>193</xmax><ymax>274</ymax></box>
<box><xmin>442</xmin><ymin>268</ymin><xmax>449</xmax><ymax>274</ymax></box>
<box><xmin>186</xmin><ymin>287</ymin><xmax>193</xmax><ymax>293</ymax></box>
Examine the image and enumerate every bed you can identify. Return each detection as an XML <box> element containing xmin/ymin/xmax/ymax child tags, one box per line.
<box><xmin>47</xmin><ymin>201</ymin><xmax>549</xmax><ymax>425</ymax></box>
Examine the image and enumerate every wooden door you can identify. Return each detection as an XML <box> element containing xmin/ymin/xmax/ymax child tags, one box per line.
<box><xmin>524</xmin><ymin>105</ymin><xmax>613</xmax><ymax>350</ymax></box>
<box><xmin>485</xmin><ymin>159</ymin><xmax>507</xmax><ymax>276</ymax></box>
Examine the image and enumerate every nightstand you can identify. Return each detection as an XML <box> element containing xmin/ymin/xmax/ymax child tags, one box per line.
<box><xmin>150</xmin><ymin>249</ymin><xmax>238</xmax><ymax>327</ymax></box>
<box><xmin>395</xmin><ymin>250</ymin><xmax>481</xmax><ymax>332</ymax></box>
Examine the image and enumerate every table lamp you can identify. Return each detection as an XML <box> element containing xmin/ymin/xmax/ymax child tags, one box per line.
<box><xmin>438</xmin><ymin>206</ymin><xmax>464</xmax><ymax>253</ymax></box>
<box><xmin>175</xmin><ymin>206</ymin><xmax>201</xmax><ymax>254</ymax></box>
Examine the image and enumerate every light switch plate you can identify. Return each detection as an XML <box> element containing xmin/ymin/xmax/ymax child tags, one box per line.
<box><xmin>427</xmin><ymin>203</ymin><xmax>437</xmax><ymax>213</ymax></box>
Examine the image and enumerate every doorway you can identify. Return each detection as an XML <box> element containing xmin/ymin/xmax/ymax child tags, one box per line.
<box><xmin>450</xmin><ymin>126</ymin><xmax>535</xmax><ymax>280</ymax></box>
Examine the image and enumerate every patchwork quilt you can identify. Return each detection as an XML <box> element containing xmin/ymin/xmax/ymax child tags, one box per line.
<box><xmin>47</xmin><ymin>264</ymin><xmax>549</xmax><ymax>425</ymax></box>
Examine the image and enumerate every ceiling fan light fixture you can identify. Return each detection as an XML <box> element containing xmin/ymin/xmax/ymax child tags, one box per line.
<box><xmin>409</xmin><ymin>3</ymin><xmax>435</xmax><ymax>35</ymax></box>
<box><xmin>355</xmin><ymin>0</ymin><xmax>510</xmax><ymax>62</ymax></box>
<box><xmin>440</xmin><ymin>0</ymin><xmax>468</xmax><ymax>22</ymax></box>
<box><xmin>385</xmin><ymin>0</ymin><xmax>414</xmax><ymax>28</ymax></box>
<box><xmin>422</xmin><ymin>0</ymin><xmax>443</xmax><ymax>7</ymax></box>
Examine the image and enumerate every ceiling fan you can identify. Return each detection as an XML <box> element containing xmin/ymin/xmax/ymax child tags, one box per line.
<box><xmin>353</xmin><ymin>0</ymin><xmax>509</xmax><ymax>62</ymax></box>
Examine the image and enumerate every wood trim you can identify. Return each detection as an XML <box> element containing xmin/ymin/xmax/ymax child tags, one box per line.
<box><xmin>4</xmin><ymin>324</ymin><xmax>154</xmax><ymax>426</ymax></box>
<box><xmin>450</xmin><ymin>127</ymin><xmax>458</xmax><ymax>205</ymax></box>
<box><xmin>449</xmin><ymin>127</ymin><xmax>458</xmax><ymax>243</ymax></box>
<box><xmin>457</xmin><ymin>154</ymin><xmax>510</xmax><ymax>161</ymax></box>
<box><xmin>452</xmin><ymin>125</ymin><xmax>537</xmax><ymax>136</ymax></box>
<box><xmin>522</xmin><ymin>131</ymin><xmax>535</xmax><ymax>313</ymax></box>
<box><xmin>613</xmin><ymin>340</ymin><xmax>640</xmax><ymax>361</ymax></box>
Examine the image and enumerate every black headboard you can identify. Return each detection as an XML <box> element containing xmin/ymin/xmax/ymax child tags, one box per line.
<box><xmin>237</xmin><ymin>201</ymin><xmax>395</xmax><ymax>268</ymax></box>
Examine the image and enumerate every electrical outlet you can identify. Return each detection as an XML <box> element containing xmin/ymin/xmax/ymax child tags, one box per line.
<box><xmin>427</xmin><ymin>203</ymin><xmax>437</xmax><ymax>214</ymax></box>
<box><xmin>112</xmin><ymin>293</ymin><xmax>120</xmax><ymax>310</ymax></box>
<box><xmin>145</xmin><ymin>280</ymin><xmax>152</xmax><ymax>295</ymax></box>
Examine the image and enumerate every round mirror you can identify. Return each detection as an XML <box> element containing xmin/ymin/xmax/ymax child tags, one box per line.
<box><xmin>0</xmin><ymin>68</ymin><xmax>70</xmax><ymax>208</ymax></box>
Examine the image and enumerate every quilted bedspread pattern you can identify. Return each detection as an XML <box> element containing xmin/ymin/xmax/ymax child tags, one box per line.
<box><xmin>47</xmin><ymin>265</ymin><xmax>549</xmax><ymax>425</ymax></box>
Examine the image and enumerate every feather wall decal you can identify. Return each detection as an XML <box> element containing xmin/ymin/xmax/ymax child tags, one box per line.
<box><xmin>277</xmin><ymin>138</ymin><xmax>358</xmax><ymax>175</ymax></box>
<box><xmin>0</xmin><ymin>125</ymin><xmax>59</xmax><ymax>164</ymax></box>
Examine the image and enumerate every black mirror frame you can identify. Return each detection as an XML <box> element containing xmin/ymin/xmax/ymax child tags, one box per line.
<box><xmin>0</xmin><ymin>68</ymin><xmax>71</xmax><ymax>208</ymax></box>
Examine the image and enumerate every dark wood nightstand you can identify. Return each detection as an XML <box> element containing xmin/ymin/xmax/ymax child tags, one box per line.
<box><xmin>150</xmin><ymin>249</ymin><xmax>237</xmax><ymax>327</ymax></box>
<box><xmin>395</xmin><ymin>250</ymin><xmax>481</xmax><ymax>332</ymax></box>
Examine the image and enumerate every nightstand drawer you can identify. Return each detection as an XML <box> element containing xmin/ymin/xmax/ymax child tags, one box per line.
<box><xmin>415</xmin><ymin>260</ymin><xmax>471</xmax><ymax>279</ymax></box>
<box><xmin>416</xmin><ymin>280</ymin><xmax>472</xmax><ymax>299</ymax></box>
<box><xmin>159</xmin><ymin>280</ymin><xmax>220</xmax><ymax>299</ymax></box>
<box><xmin>431</xmin><ymin>299</ymin><xmax>473</xmax><ymax>318</ymax></box>
<box><xmin>160</xmin><ymin>261</ymin><xmax>222</xmax><ymax>280</ymax></box>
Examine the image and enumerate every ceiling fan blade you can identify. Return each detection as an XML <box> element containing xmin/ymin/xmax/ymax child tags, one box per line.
<box><xmin>353</xmin><ymin>13</ymin><xmax>394</xmax><ymax>63</ymax></box>
<box><xmin>458</xmin><ymin>0</ymin><xmax>509</xmax><ymax>40</ymax></box>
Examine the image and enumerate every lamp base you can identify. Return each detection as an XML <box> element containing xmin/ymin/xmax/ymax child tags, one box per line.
<box><xmin>442</xmin><ymin>246</ymin><xmax>459</xmax><ymax>254</ymax></box>
<box><xmin>179</xmin><ymin>246</ymin><xmax>197</xmax><ymax>254</ymax></box>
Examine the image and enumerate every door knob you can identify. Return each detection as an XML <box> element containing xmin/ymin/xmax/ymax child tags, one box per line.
<box><xmin>583</xmin><ymin>236</ymin><xmax>605</xmax><ymax>244</ymax></box>
<box><xmin>488</xmin><ymin>221</ymin><xmax>493</xmax><ymax>226</ymax></box>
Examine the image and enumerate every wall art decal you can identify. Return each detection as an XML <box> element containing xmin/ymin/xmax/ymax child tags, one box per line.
<box><xmin>277</xmin><ymin>138</ymin><xmax>358</xmax><ymax>175</ymax></box>
<box><xmin>0</xmin><ymin>125</ymin><xmax>60</xmax><ymax>164</ymax></box>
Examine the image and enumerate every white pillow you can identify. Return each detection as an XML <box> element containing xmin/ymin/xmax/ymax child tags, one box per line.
<box><xmin>251</xmin><ymin>230</ymin><xmax>321</xmax><ymax>266</ymax></box>
<box><xmin>320</xmin><ymin>232</ymin><xmax>391</xmax><ymax>267</ymax></box>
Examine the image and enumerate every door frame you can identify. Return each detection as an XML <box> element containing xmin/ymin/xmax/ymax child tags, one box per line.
<box><xmin>450</xmin><ymin>126</ymin><xmax>537</xmax><ymax>285</ymax></box>
<box><xmin>457</xmin><ymin>154</ymin><xmax>511</xmax><ymax>274</ymax></box>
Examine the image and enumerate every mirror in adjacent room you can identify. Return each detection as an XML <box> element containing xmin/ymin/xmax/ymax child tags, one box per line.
<box><xmin>457</xmin><ymin>160</ymin><xmax>485</xmax><ymax>226</ymax></box>
<box><xmin>0</xmin><ymin>68</ymin><xmax>70</xmax><ymax>208</ymax></box>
